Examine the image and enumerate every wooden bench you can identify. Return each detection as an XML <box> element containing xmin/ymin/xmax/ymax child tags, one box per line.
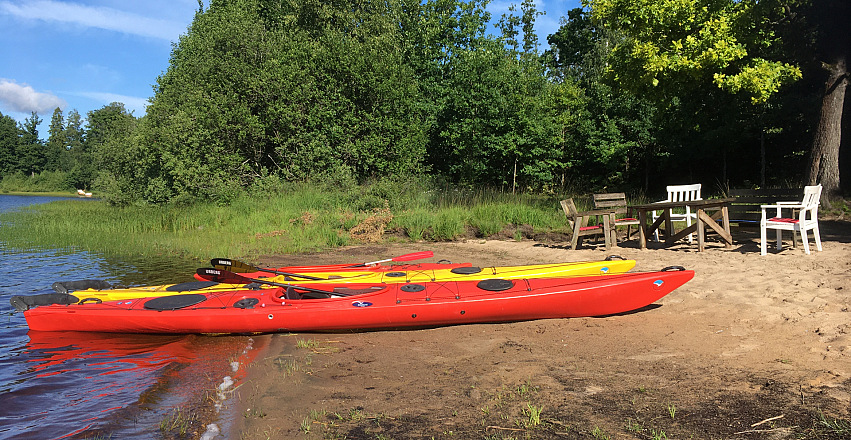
<box><xmin>727</xmin><ymin>188</ymin><xmax>803</xmax><ymax>226</ymax></box>
<box><xmin>593</xmin><ymin>192</ymin><xmax>640</xmax><ymax>242</ymax></box>
<box><xmin>560</xmin><ymin>198</ymin><xmax>614</xmax><ymax>250</ymax></box>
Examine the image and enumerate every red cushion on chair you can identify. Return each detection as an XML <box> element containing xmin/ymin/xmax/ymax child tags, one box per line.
<box><xmin>768</xmin><ymin>217</ymin><xmax>798</xmax><ymax>223</ymax></box>
<box><xmin>579</xmin><ymin>226</ymin><xmax>602</xmax><ymax>231</ymax></box>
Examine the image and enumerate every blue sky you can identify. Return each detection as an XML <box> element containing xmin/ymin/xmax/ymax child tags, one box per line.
<box><xmin>1</xmin><ymin>0</ymin><xmax>580</xmax><ymax>138</ymax></box>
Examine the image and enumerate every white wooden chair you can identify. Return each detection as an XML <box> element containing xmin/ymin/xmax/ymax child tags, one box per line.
<box><xmin>651</xmin><ymin>184</ymin><xmax>702</xmax><ymax>242</ymax></box>
<box><xmin>760</xmin><ymin>184</ymin><xmax>823</xmax><ymax>255</ymax></box>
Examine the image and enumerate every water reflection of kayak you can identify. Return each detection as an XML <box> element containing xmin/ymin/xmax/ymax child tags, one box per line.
<box><xmin>24</xmin><ymin>331</ymin><xmax>199</xmax><ymax>376</ymax></box>
<box><xmin>8</xmin><ymin>331</ymin><xmax>263</xmax><ymax>439</ymax></box>
<box><xmin>21</xmin><ymin>267</ymin><xmax>693</xmax><ymax>334</ymax></box>
<box><xmin>0</xmin><ymin>330</ymin><xmax>266</xmax><ymax>439</ymax></box>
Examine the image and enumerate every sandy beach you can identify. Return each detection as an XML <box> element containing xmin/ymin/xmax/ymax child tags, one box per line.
<box><xmin>228</xmin><ymin>221</ymin><xmax>851</xmax><ymax>439</ymax></box>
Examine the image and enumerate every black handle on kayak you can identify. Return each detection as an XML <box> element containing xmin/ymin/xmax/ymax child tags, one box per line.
<box><xmin>661</xmin><ymin>266</ymin><xmax>686</xmax><ymax>271</ymax></box>
<box><xmin>196</xmin><ymin>268</ymin><xmax>339</xmax><ymax>297</ymax></box>
<box><xmin>210</xmin><ymin>258</ymin><xmax>325</xmax><ymax>280</ymax></box>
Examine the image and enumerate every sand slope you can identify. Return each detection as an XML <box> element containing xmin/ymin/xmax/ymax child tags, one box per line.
<box><xmin>231</xmin><ymin>221</ymin><xmax>851</xmax><ymax>438</ymax></box>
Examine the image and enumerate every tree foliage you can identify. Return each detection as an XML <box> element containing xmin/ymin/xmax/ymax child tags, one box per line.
<box><xmin>0</xmin><ymin>112</ymin><xmax>19</xmax><ymax>175</ymax></box>
<box><xmin>0</xmin><ymin>0</ymin><xmax>844</xmax><ymax>202</ymax></box>
<box><xmin>545</xmin><ymin>8</ymin><xmax>657</xmax><ymax>190</ymax></box>
<box><xmin>586</xmin><ymin>0</ymin><xmax>801</xmax><ymax>104</ymax></box>
<box><xmin>17</xmin><ymin>113</ymin><xmax>44</xmax><ymax>176</ymax></box>
<box><xmin>136</xmin><ymin>0</ymin><xmax>429</xmax><ymax>204</ymax></box>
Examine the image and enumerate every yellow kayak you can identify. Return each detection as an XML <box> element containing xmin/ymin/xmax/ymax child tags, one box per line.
<box><xmin>266</xmin><ymin>259</ymin><xmax>636</xmax><ymax>284</ymax></box>
<box><xmin>44</xmin><ymin>259</ymin><xmax>636</xmax><ymax>304</ymax></box>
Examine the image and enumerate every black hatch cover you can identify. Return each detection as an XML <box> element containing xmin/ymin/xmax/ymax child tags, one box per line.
<box><xmin>450</xmin><ymin>267</ymin><xmax>482</xmax><ymax>275</ymax></box>
<box><xmin>144</xmin><ymin>294</ymin><xmax>208</xmax><ymax>310</ymax></box>
<box><xmin>476</xmin><ymin>279</ymin><xmax>514</xmax><ymax>291</ymax></box>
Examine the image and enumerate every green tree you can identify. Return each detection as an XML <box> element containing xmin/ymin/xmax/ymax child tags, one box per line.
<box><xmin>63</xmin><ymin>109</ymin><xmax>92</xmax><ymax>190</ymax></box>
<box><xmin>544</xmin><ymin>8</ymin><xmax>605</xmax><ymax>83</ymax></box>
<box><xmin>0</xmin><ymin>111</ymin><xmax>19</xmax><ymax>175</ymax></box>
<box><xmin>587</xmin><ymin>0</ymin><xmax>801</xmax><ymax>104</ymax></box>
<box><xmin>86</xmin><ymin>103</ymin><xmax>135</xmax><ymax>150</ymax></box>
<box><xmin>136</xmin><ymin>0</ymin><xmax>428</xmax><ymax>204</ymax></box>
<box><xmin>17</xmin><ymin>112</ymin><xmax>44</xmax><ymax>175</ymax></box>
<box><xmin>420</xmin><ymin>0</ymin><xmax>576</xmax><ymax>191</ymax></box>
<box><xmin>85</xmin><ymin>102</ymin><xmax>137</xmax><ymax>198</ymax></box>
<box><xmin>584</xmin><ymin>0</ymin><xmax>811</xmax><ymax>193</ymax></box>
<box><xmin>497</xmin><ymin>5</ymin><xmax>521</xmax><ymax>52</ymax></box>
<box><xmin>545</xmin><ymin>8</ymin><xmax>657</xmax><ymax>191</ymax></box>
<box><xmin>46</xmin><ymin>107</ymin><xmax>66</xmax><ymax>172</ymax></box>
<box><xmin>801</xmin><ymin>0</ymin><xmax>849</xmax><ymax>204</ymax></box>
<box><xmin>520</xmin><ymin>0</ymin><xmax>543</xmax><ymax>54</ymax></box>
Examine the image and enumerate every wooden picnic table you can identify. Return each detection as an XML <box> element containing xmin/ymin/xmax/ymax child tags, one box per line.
<box><xmin>630</xmin><ymin>198</ymin><xmax>735</xmax><ymax>251</ymax></box>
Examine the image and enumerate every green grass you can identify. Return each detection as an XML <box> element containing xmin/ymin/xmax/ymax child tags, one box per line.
<box><xmin>0</xmin><ymin>181</ymin><xmax>573</xmax><ymax>259</ymax></box>
<box><xmin>815</xmin><ymin>411</ymin><xmax>851</xmax><ymax>436</ymax></box>
<box><xmin>159</xmin><ymin>407</ymin><xmax>198</xmax><ymax>437</ymax></box>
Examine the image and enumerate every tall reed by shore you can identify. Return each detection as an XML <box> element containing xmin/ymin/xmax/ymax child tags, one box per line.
<box><xmin>0</xmin><ymin>182</ymin><xmax>574</xmax><ymax>259</ymax></box>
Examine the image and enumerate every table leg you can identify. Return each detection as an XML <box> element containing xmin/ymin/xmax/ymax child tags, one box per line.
<box><xmin>696</xmin><ymin>209</ymin><xmax>734</xmax><ymax>247</ymax></box>
<box><xmin>664</xmin><ymin>209</ymin><xmax>674</xmax><ymax>243</ymax></box>
<box><xmin>697</xmin><ymin>208</ymin><xmax>706</xmax><ymax>252</ymax></box>
<box><xmin>602</xmin><ymin>214</ymin><xmax>614</xmax><ymax>250</ymax></box>
<box><xmin>609</xmin><ymin>213</ymin><xmax>618</xmax><ymax>249</ymax></box>
<box><xmin>721</xmin><ymin>205</ymin><xmax>732</xmax><ymax>248</ymax></box>
<box><xmin>638</xmin><ymin>209</ymin><xmax>647</xmax><ymax>249</ymax></box>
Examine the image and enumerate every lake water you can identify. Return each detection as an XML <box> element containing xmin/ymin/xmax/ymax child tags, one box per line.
<box><xmin>0</xmin><ymin>195</ymin><xmax>258</xmax><ymax>439</ymax></box>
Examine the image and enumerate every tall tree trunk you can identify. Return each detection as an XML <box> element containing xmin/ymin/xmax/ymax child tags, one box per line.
<box><xmin>806</xmin><ymin>57</ymin><xmax>847</xmax><ymax>207</ymax></box>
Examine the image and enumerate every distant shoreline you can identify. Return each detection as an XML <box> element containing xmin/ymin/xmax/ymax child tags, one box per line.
<box><xmin>0</xmin><ymin>191</ymin><xmax>79</xmax><ymax>197</ymax></box>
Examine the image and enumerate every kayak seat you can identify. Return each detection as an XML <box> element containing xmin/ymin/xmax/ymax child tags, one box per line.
<box><xmin>285</xmin><ymin>286</ymin><xmax>301</xmax><ymax>300</ymax></box>
<box><xmin>284</xmin><ymin>287</ymin><xmax>332</xmax><ymax>300</ymax></box>
<box><xmin>300</xmin><ymin>291</ymin><xmax>332</xmax><ymax>299</ymax></box>
<box><xmin>333</xmin><ymin>286</ymin><xmax>387</xmax><ymax>296</ymax></box>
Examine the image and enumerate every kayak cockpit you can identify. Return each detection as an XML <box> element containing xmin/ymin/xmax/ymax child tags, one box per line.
<box><xmin>281</xmin><ymin>284</ymin><xmax>388</xmax><ymax>300</ymax></box>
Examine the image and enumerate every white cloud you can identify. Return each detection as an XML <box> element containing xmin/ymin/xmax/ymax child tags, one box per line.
<box><xmin>73</xmin><ymin>91</ymin><xmax>149</xmax><ymax>115</ymax></box>
<box><xmin>0</xmin><ymin>0</ymin><xmax>187</xmax><ymax>41</ymax></box>
<box><xmin>0</xmin><ymin>79</ymin><xmax>66</xmax><ymax>113</ymax></box>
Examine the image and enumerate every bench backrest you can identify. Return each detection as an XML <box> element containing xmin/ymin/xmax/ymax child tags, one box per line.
<box><xmin>728</xmin><ymin>188</ymin><xmax>803</xmax><ymax>222</ymax></box>
<box><xmin>559</xmin><ymin>198</ymin><xmax>580</xmax><ymax>221</ymax></box>
<box><xmin>593</xmin><ymin>192</ymin><xmax>629</xmax><ymax>215</ymax></box>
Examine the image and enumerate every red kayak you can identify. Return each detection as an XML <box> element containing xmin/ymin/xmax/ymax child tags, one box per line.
<box><xmin>22</xmin><ymin>267</ymin><xmax>693</xmax><ymax>334</ymax></box>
